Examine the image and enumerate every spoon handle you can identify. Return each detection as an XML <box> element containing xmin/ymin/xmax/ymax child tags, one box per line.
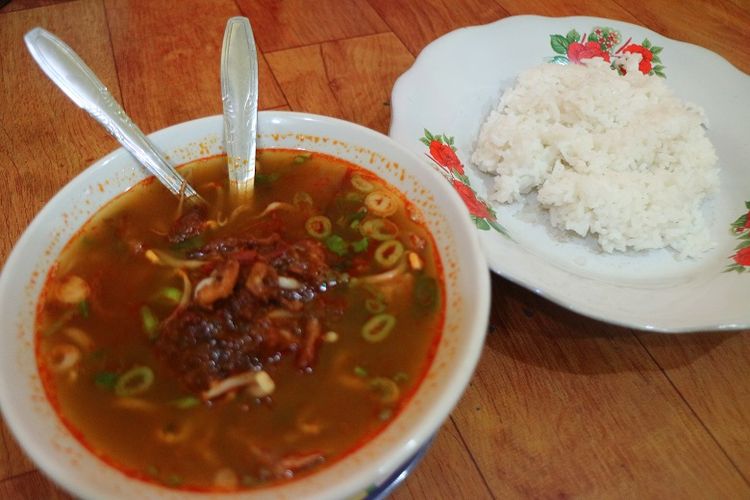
<box><xmin>24</xmin><ymin>27</ymin><xmax>203</xmax><ymax>203</ymax></box>
<box><xmin>221</xmin><ymin>17</ymin><xmax>259</xmax><ymax>206</ymax></box>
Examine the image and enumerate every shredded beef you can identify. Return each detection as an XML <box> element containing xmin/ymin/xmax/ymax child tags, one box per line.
<box><xmin>168</xmin><ymin>203</ymin><xmax>209</xmax><ymax>243</ymax></box>
<box><xmin>154</xmin><ymin>234</ymin><xmax>343</xmax><ymax>395</ymax></box>
<box><xmin>194</xmin><ymin>259</ymin><xmax>240</xmax><ymax>307</ymax></box>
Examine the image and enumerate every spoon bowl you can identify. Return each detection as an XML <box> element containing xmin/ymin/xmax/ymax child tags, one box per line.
<box><xmin>221</xmin><ymin>16</ymin><xmax>259</xmax><ymax>206</ymax></box>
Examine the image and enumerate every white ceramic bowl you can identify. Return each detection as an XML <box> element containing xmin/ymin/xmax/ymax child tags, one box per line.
<box><xmin>0</xmin><ymin>112</ymin><xmax>490</xmax><ymax>499</ymax></box>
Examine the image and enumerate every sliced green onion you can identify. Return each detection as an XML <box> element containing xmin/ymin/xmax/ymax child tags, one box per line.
<box><xmin>156</xmin><ymin>287</ymin><xmax>182</xmax><ymax>303</ymax></box>
<box><xmin>172</xmin><ymin>396</ymin><xmax>200</xmax><ymax>409</ymax></box>
<box><xmin>344</xmin><ymin>191</ymin><xmax>364</xmax><ymax>203</ymax></box>
<box><xmin>393</xmin><ymin>372</ymin><xmax>409</xmax><ymax>384</ymax></box>
<box><xmin>360</xmin><ymin>218</ymin><xmax>399</xmax><ymax>241</ymax></box>
<box><xmin>94</xmin><ymin>371</ymin><xmax>118</xmax><ymax>390</ymax></box>
<box><xmin>354</xmin><ymin>366</ymin><xmax>368</xmax><ymax>378</ymax></box>
<box><xmin>77</xmin><ymin>300</ymin><xmax>90</xmax><ymax>319</ymax></box>
<box><xmin>87</xmin><ymin>349</ymin><xmax>106</xmax><ymax>362</ymax></box>
<box><xmin>345</xmin><ymin>208</ymin><xmax>367</xmax><ymax>229</ymax></box>
<box><xmin>369</xmin><ymin>377</ymin><xmax>400</xmax><ymax>404</ymax></box>
<box><xmin>365</xmin><ymin>297</ymin><xmax>386</xmax><ymax>314</ymax></box>
<box><xmin>114</xmin><ymin>366</ymin><xmax>154</xmax><ymax>397</ymax></box>
<box><xmin>294</xmin><ymin>153</ymin><xmax>312</xmax><ymax>164</ymax></box>
<box><xmin>255</xmin><ymin>172</ymin><xmax>281</xmax><ymax>184</ymax></box>
<box><xmin>325</xmin><ymin>235</ymin><xmax>348</xmax><ymax>256</ymax></box>
<box><xmin>362</xmin><ymin>313</ymin><xmax>396</xmax><ymax>343</ymax></box>
<box><xmin>414</xmin><ymin>274</ymin><xmax>439</xmax><ymax>309</ymax></box>
<box><xmin>166</xmin><ymin>474</ymin><xmax>183</xmax><ymax>487</ymax></box>
<box><xmin>305</xmin><ymin>215</ymin><xmax>332</xmax><ymax>239</ymax></box>
<box><xmin>364</xmin><ymin>190</ymin><xmax>399</xmax><ymax>217</ymax></box>
<box><xmin>140</xmin><ymin>306</ymin><xmax>159</xmax><ymax>339</ymax></box>
<box><xmin>294</xmin><ymin>191</ymin><xmax>314</xmax><ymax>207</ymax></box>
<box><xmin>374</xmin><ymin>240</ymin><xmax>404</xmax><ymax>268</ymax></box>
<box><xmin>351</xmin><ymin>173</ymin><xmax>376</xmax><ymax>193</ymax></box>
<box><xmin>171</xmin><ymin>235</ymin><xmax>205</xmax><ymax>252</ymax></box>
<box><xmin>352</xmin><ymin>237</ymin><xmax>369</xmax><ymax>253</ymax></box>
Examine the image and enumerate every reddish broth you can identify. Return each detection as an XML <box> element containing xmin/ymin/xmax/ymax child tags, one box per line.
<box><xmin>35</xmin><ymin>150</ymin><xmax>444</xmax><ymax>491</ymax></box>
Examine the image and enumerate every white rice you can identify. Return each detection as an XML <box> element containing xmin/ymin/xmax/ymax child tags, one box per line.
<box><xmin>471</xmin><ymin>56</ymin><xmax>719</xmax><ymax>257</ymax></box>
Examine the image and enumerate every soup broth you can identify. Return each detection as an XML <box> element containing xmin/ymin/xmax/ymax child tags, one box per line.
<box><xmin>36</xmin><ymin>150</ymin><xmax>444</xmax><ymax>491</ymax></box>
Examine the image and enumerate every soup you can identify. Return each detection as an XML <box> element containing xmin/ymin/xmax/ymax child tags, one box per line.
<box><xmin>36</xmin><ymin>150</ymin><xmax>444</xmax><ymax>491</ymax></box>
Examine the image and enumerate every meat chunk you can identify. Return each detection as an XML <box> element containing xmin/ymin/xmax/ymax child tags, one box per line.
<box><xmin>296</xmin><ymin>317</ymin><xmax>322</xmax><ymax>370</ymax></box>
<box><xmin>168</xmin><ymin>204</ymin><xmax>208</xmax><ymax>243</ymax></box>
<box><xmin>154</xmin><ymin>234</ymin><xmax>341</xmax><ymax>395</ymax></box>
<box><xmin>275</xmin><ymin>451</ymin><xmax>325</xmax><ymax>476</ymax></box>
<box><xmin>245</xmin><ymin>261</ymin><xmax>279</xmax><ymax>302</ymax></box>
<box><xmin>194</xmin><ymin>259</ymin><xmax>240</xmax><ymax>307</ymax></box>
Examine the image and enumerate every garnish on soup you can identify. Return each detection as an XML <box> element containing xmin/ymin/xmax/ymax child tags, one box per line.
<box><xmin>36</xmin><ymin>150</ymin><xmax>444</xmax><ymax>491</ymax></box>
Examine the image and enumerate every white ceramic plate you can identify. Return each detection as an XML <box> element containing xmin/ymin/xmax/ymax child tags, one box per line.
<box><xmin>390</xmin><ymin>15</ymin><xmax>750</xmax><ymax>332</ymax></box>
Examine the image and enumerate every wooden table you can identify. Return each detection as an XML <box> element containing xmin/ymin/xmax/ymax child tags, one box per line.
<box><xmin>1</xmin><ymin>1</ymin><xmax>748</xmax><ymax>498</ymax></box>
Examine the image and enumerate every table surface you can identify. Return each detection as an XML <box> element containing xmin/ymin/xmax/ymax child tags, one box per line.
<box><xmin>1</xmin><ymin>0</ymin><xmax>749</xmax><ymax>498</ymax></box>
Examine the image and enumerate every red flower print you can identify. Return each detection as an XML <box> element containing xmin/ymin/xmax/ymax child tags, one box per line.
<box><xmin>622</xmin><ymin>44</ymin><xmax>654</xmax><ymax>74</ymax></box>
<box><xmin>429</xmin><ymin>141</ymin><xmax>464</xmax><ymax>175</ymax></box>
<box><xmin>451</xmin><ymin>180</ymin><xmax>490</xmax><ymax>218</ymax></box>
<box><xmin>743</xmin><ymin>213</ymin><xmax>750</xmax><ymax>231</ymax></box>
<box><xmin>734</xmin><ymin>247</ymin><xmax>750</xmax><ymax>266</ymax></box>
<box><xmin>567</xmin><ymin>41</ymin><xmax>611</xmax><ymax>64</ymax></box>
<box><xmin>736</xmin><ymin>213</ymin><xmax>750</xmax><ymax>233</ymax></box>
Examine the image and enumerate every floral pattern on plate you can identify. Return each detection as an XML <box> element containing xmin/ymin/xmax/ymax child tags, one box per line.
<box><xmin>726</xmin><ymin>201</ymin><xmax>750</xmax><ymax>272</ymax></box>
<box><xmin>420</xmin><ymin>129</ymin><xmax>508</xmax><ymax>236</ymax></box>
<box><xmin>390</xmin><ymin>15</ymin><xmax>750</xmax><ymax>331</ymax></box>
<box><xmin>416</xmin><ymin>28</ymin><xmax>668</xmax><ymax>239</ymax></box>
<box><xmin>549</xmin><ymin>26</ymin><xmax>666</xmax><ymax>77</ymax></box>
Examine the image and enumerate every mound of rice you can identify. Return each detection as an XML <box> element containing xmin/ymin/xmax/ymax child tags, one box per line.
<box><xmin>471</xmin><ymin>56</ymin><xmax>719</xmax><ymax>257</ymax></box>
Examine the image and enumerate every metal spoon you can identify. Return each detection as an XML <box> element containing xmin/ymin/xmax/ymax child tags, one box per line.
<box><xmin>24</xmin><ymin>27</ymin><xmax>205</xmax><ymax>205</ymax></box>
<box><xmin>221</xmin><ymin>16</ymin><xmax>259</xmax><ymax>207</ymax></box>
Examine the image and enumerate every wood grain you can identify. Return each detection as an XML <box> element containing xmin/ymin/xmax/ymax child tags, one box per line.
<box><xmin>0</xmin><ymin>420</ymin><xmax>34</xmax><ymax>481</ymax></box>
<box><xmin>0</xmin><ymin>0</ymin><xmax>119</xmax><ymax>483</ymax></box>
<box><xmin>494</xmin><ymin>0</ymin><xmax>637</xmax><ymax>21</ymax></box>
<box><xmin>265</xmin><ymin>45</ymin><xmax>346</xmax><ymax>119</ymax></box>
<box><xmin>453</xmin><ymin>279</ymin><xmax>750</xmax><ymax>497</ymax></box>
<box><xmin>0</xmin><ymin>0</ymin><xmax>69</xmax><ymax>13</ymax></box>
<box><xmin>267</xmin><ymin>33</ymin><xmax>414</xmax><ymax>133</ymax></box>
<box><xmin>612</xmin><ymin>0</ymin><xmax>750</xmax><ymax>74</ymax></box>
<box><xmin>637</xmin><ymin>331</ymin><xmax>750</xmax><ymax>481</ymax></box>
<box><xmin>0</xmin><ymin>0</ymin><xmax>120</xmax><ymax>263</ymax></box>
<box><xmin>0</xmin><ymin>470</ymin><xmax>71</xmax><ymax>499</ymax></box>
<box><xmin>368</xmin><ymin>0</ymin><xmax>510</xmax><ymax>55</ymax></box>
<box><xmin>104</xmin><ymin>0</ymin><xmax>286</xmax><ymax>133</ymax></box>
<box><xmin>390</xmin><ymin>419</ymin><xmax>492</xmax><ymax>500</ymax></box>
<box><xmin>236</xmin><ymin>0</ymin><xmax>389</xmax><ymax>53</ymax></box>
